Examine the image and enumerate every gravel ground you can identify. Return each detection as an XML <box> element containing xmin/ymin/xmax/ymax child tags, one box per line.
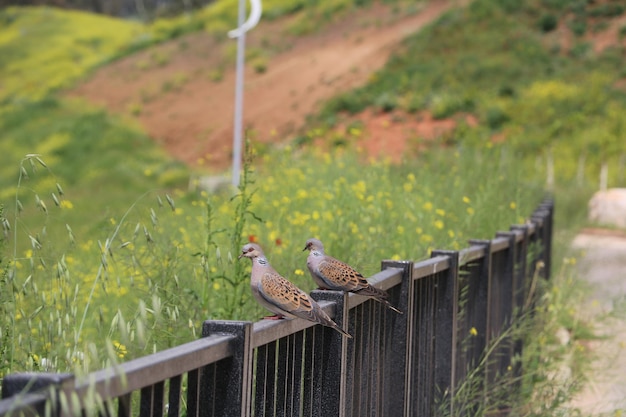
<box><xmin>570</xmin><ymin>231</ymin><xmax>626</xmax><ymax>415</ymax></box>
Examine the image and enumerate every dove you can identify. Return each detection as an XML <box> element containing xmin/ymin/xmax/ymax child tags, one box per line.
<box><xmin>303</xmin><ymin>238</ymin><xmax>403</xmax><ymax>314</ymax></box>
<box><xmin>238</xmin><ymin>243</ymin><xmax>352</xmax><ymax>338</ymax></box>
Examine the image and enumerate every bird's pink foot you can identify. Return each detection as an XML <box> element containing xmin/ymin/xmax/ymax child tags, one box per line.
<box><xmin>263</xmin><ymin>314</ymin><xmax>284</xmax><ymax>320</ymax></box>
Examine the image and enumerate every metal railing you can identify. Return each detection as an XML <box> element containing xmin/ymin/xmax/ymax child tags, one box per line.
<box><xmin>0</xmin><ymin>199</ymin><xmax>554</xmax><ymax>417</ymax></box>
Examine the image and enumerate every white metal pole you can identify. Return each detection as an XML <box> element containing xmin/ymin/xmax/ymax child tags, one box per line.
<box><xmin>231</xmin><ymin>0</ymin><xmax>246</xmax><ymax>188</ymax></box>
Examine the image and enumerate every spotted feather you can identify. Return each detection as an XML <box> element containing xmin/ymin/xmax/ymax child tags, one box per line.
<box><xmin>304</xmin><ymin>238</ymin><xmax>403</xmax><ymax>314</ymax></box>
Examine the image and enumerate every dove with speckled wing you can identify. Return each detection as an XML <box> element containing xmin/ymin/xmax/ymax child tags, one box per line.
<box><xmin>303</xmin><ymin>238</ymin><xmax>403</xmax><ymax>314</ymax></box>
<box><xmin>239</xmin><ymin>242</ymin><xmax>351</xmax><ymax>338</ymax></box>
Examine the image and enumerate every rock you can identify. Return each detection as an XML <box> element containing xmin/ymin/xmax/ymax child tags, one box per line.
<box><xmin>589</xmin><ymin>188</ymin><xmax>626</xmax><ymax>229</ymax></box>
<box><xmin>189</xmin><ymin>175</ymin><xmax>232</xmax><ymax>194</ymax></box>
<box><xmin>555</xmin><ymin>326</ymin><xmax>571</xmax><ymax>346</ymax></box>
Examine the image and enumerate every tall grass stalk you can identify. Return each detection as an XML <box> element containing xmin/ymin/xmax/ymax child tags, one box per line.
<box><xmin>1</xmin><ymin>143</ymin><xmax>543</xmax><ymax>374</ymax></box>
<box><xmin>437</xmin><ymin>256</ymin><xmax>595</xmax><ymax>416</ymax></box>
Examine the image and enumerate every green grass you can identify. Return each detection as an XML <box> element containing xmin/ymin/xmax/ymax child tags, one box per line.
<box><xmin>314</xmin><ymin>0</ymin><xmax>626</xmax><ymax>186</ymax></box>
<box><xmin>0</xmin><ymin>7</ymin><xmax>143</xmax><ymax>104</ymax></box>
<box><xmin>437</xmin><ymin>257</ymin><xmax>597</xmax><ymax>416</ymax></box>
<box><xmin>0</xmin><ymin>1</ymin><xmax>623</xmax><ymax>412</ymax></box>
<box><xmin>0</xmin><ymin>142</ymin><xmax>544</xmax><ymax>375</ymax></box>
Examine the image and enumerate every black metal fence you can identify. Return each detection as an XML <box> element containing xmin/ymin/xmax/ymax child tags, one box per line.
<box><xmin>0</xmin><ymin>199</ymin><xmax>554</xmax><ymax>417</ymax></box>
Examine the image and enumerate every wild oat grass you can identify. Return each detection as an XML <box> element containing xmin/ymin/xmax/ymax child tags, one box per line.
<box><xmin>436</xmin><ymin>257</ymin><xmax>596</xmax><ymax>417</ymax></box>
<box><xmin>0</xmin><ymin>143</ymin><xmax>542</xmax><ymax>376</ymax></box>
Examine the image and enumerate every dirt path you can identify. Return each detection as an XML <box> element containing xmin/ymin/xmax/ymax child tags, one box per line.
<box><xmin>68</xmin><ymin>0</ymin><xmax>463</xmax><ymax>171</ymax></box>
<box><xmin>571</xmin><ymin>230</ymin><xmax>626</xmax><ymax>414</ymax></box>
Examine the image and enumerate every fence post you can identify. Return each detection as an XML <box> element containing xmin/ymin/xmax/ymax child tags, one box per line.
<box><xmin>495</xmin><ymin>231</ymin><xmax>518</xmax><ymax>362</ymax></box>
<box><xmin>309</xmin><ymin>290</ymin><xmax>348</xmax><ymax>417</ymax></box>
<box><xmin>530</xmin><ymin>200</ymin><xmax>553</xmax><ymax>281</ymax></box>
<box><xmin>201</xmin><ymin>321</ymin><xmax>253</xmax><ymax>417</ymax></box>
<box><xmin>509</xmin><ymin>225</ymin><xmax>529</xmax><ymax>314</ymax></box>
<box><xmin>429</xmin><ymin>250</ymin><xmax>459</xmax><ymax>415</ymax></box>
<box><xmin>380</xmin><ymin>260</ymin><xmax>414</xmax><ymax>417</ymax></box>
<box><xmin>539</xmin><ymin>199</ymin><xmax>554</xmax><ymax>279</ymax></box>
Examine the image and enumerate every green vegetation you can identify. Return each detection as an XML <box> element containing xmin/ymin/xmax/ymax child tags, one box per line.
<box><xmin>315</xmin><ymin>0</ymin><xmax>626</xmax><ymax>187</ymax></box>
<box><xmin>0</xmin><ymin>0</ymin><xmax>418</xmax><ymax>105</ymax></box>
<box><xmin>0</xmin><ymin>7</ymin><xmax>143</xmax><ymax>103</ymax></box>
<box><xmin>1</xmin><ymin>0</ymin><xmax>625</xmax><ymax>413</ymax></box>
<box><xmin>0</xmin><ymin>143</ymin><xmax>543</xmax><ymax>375</ymax></box>
<box><xmin>439</xmin><ymin>258</ymin><xmax>596</xmax><ymax>416</ymax></box>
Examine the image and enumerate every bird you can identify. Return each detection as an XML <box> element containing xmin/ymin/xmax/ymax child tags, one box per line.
<box><xmin>238</xmin><ymin>242</ymin><xmax>352</xmax><ymax>338</ymax></box>
<box><xmin>303</xmin><ymin>238</ymin><xmax>403</xmax><ymax>314</ymax></box>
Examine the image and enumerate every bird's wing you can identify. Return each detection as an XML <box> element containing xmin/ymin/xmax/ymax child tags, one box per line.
<box><xmin>258</xmin><ymin>271</ymin><xmax>316</xmax><ymax>318</ymax></box>
<box><xmin>317</xmin><ymin>257</ymin><xmax>368</xmax><ymax>291</ymax></box>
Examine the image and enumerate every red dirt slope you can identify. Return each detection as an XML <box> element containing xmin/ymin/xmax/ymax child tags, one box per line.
<box><xmin>67</xmin><ymin>1</ymin><xmax>464</xmax><ymax>171</ymax></box>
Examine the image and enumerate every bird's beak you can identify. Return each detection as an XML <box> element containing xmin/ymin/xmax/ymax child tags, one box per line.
<box><xmin>302</xmin><ymin>245</ymin><xmax>308</xmax><ymax>252</ymax></box>
<box><xmin>237</xmin><ymin>253</ymin><xmax>245</xmax><ymax>259</ymax></box>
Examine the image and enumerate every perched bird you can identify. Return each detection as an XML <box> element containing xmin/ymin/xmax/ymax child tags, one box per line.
<box><xmin>303</xmin><ymin>238</ymin><xmax>403</xmax><ymax>314</ymax></box>
<box><xmin>238</xmin><ymin>243</ymin><xmax>352</xmax><ymax>338</ymax></box>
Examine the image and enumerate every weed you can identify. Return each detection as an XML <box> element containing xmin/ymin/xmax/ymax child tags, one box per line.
<box><xmin>538</xmin><ymin>13</ymin><xmax>558</xmax><ymax>32</ymax></box>
<box><xmin>436</xmin><ymin>258</ymin><xmax>596</xmax><ymax>416</ymax></box>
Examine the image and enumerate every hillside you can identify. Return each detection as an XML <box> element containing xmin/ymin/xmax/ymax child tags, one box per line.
<box><xmin>65</xmin><ymin>0</ymin><xmax>626</xmax><ymax>174</ymax></box>
<box><xmin>67</xmin><ymin>0</ymin><xmax>464</xmax><ymax>170</ymax></box>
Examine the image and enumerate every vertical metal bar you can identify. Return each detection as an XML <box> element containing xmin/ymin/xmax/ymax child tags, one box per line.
<box><xmin>539</xmin><ymin>199</ymin><xmax>554</xmax><ymax>279</ymax></box>
<box><xmin>302</xmin><ymin>327</ymin><xmax>316</xmax><ymax>417</ymax></box>
<box><xmin>380</xmin><ymin>260</ymin><xmax>414</xmax><ymax>417</ymax></box>
<box><xmin>118</xmin><ymin>393</ymin><xmax>131</xmax><ymax>417</ymax></box>
<box><xmin>276</xmin><ymin>336</ymin><xmax>289</xmax><ymax>416</ymax></box>
<box><xmin>202</xmin><ymin>321</ymin><xmax>254</xmax><ymax>417</ymax></box>
<box><xmin>266</xmin><ymin>342</ymin><xmax>277</xmax><ymax>417</ymax></box>
<box><xmin>417</xmin><ymin>278</ymin><xmax>427</xmax><ymax>416</ymax></box>
<box><xmin>139</xmin><ymin>386</ymin><xmax>153</xmax><ymax>417</ymax></box>
<box><xmin>168</xmin><ymin>375</ymin><xmax>182</xmax><ymax>417</ymax></box>
<box><xmin>426</xmin><ymin>276</ymin><xmax>437</xmax><ymax>415</ymax></box>
<box><xmin>375</xmin><ymin>303</ymin><xmax>382</xmax><ymax>416</ymax></box>
<box><xmin>186</xmin><ymin>368</ymin><xmax>200</xmax><ymax>417</ymax></box>
<box><xmin>199</xmin><ymin>363</ymin><xmax>215</xmax><ymax>417</ymax></box>
<box><xmin>510</xmin><ymin>225</ymin><xmax>529</xmax><ymax>314</ymax></box>
<box><xmin>310</xmin><ymin>326</ymin><xmax>325</xmax><ymax>417</ymax></box>
<box><xmin>361</xmin><ymin>301</ymin><xmax>374</xmax><ymax>413</ymax></box>
<box><xmin>309</xmin><ymin>290</ymin><xmax>349</xmax><ymax>417</ymax></box>
<box><xmin>462</xmin><ymin>241</ymin><xmax>490</xmax><ymax>388</ymax></box>
<box><xmin>430</xmin><ymin>250</ymin><xmax>459</xmax><ymax>416</ymax></box>
<box><xmin>496</xmin><ymin>232</ymin><xmax>519</xmax><ymax>373</ymax></box>
<box><xmin>254</xmin><ymin>345</ymin><xmax>266</xmax><ymax>417</ymax></box>
<box><xmin>343</xmin><ymin>305</ymin><xmax>358</xmax><ymax>417</ymax></box>
<box><xmin>153</xmin><ymin>382</ymin><xmax>165</xmax><ymax>417</ymax></box>
<box><xmin>291</xmin><ymin>331</ymin><xmax>305</xmax><ymax>417</ymax></box>
<box><xmin>351</xmin><ymin>304</ymin><xmax>364</xmax><ymax>417</ymax></box>
<box><xmin>510</xmin><ymin>224</ymin><xmax>530</xmax><ymax>381</ymax></box>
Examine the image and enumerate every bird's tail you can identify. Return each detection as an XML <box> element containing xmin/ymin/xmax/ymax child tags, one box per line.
<box><xmin>311</xmin><ymin>304</ymin><xmax>352</xmax><ymax>338</ymax></box>
<box><xmin>355</xmin><ymin>286</ymin><xmax>404</xmax><ymax>314</ymax></box>
<box><xmin>328</xmin><ymin>320</ymin><xmax>352</xmax><ymax>338</ymax></box>
<box><xmin>379</xmin><ymin>298</ymin><xmax>403</xmax><ymax>315</ymax></box>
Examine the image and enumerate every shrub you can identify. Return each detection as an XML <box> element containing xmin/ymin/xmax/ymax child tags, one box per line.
<box><xmin>485</xmin><ymin>106</ymin><xmax>510</xmax><ymax>130</ymax></box>
<box><xmin>588</xmin><ymin>4</ymin><xmax>625</xmax><ymax>18</ymax></box>
<box><xmin>568</xmin><ymin>18</ymin><xmax>587</xmax><ymax>36</ymax></box>
<box><xmin>538</xmin><ymin>13</ymin><xmax>558</xmax><ymax>32</ymax></box>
